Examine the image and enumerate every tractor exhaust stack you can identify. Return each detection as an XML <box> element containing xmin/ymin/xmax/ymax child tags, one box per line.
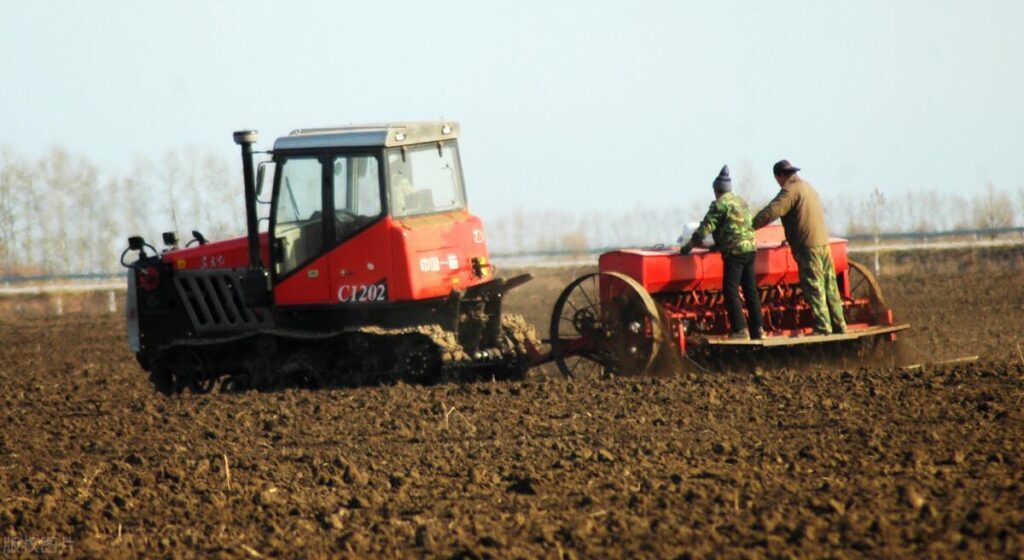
<box><xmin>233</xmin><ymin>130</ymin><xmax>262</xmax><ymax>272</ymax></box>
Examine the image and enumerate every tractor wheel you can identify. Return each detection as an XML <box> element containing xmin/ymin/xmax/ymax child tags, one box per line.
<box><xmin>148</xmin><ymin>362</ymin><xmax>176</xmax><ymax>396</ymax></box>
<box><xmin>173</xmin><ymin>348</ymin><xmax>215</xmax><ymax>394</ymax></box>
<box><xmin>394</xmin><ymin>335</ymin><xmax>443</xmax><ymax>384</ymax></box>
<box><xmin>549</xmin><ymin>271</ymin><xmax>662</xmax><ymax>378</ymax></box>
<box><xmin>848</xmin><ymin>259</ymin><xmax>888</xmax><ymax>311</ymax></box>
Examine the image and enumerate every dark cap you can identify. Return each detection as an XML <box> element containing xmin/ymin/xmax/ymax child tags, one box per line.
<box><xmin>773</xmin><ymin>159</ymin><xmax>800</xmax><ymax>176</ymax></box>
<box><xmin>712</xmin><ymin>165</ymin><xmax>732</xmax><ymax>192</ymax></box>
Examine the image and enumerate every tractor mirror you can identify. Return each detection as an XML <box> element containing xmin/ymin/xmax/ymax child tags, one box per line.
<box><xmin>256</xmin><ymin>161</ymin><xmax>275</xmax><ymax>201</ymax></box>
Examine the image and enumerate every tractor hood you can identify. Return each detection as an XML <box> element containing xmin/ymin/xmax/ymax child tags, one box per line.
<box><xmin>161</xmin><ymin>233</ymin><xmax>271</xmax><ymax>272</ymax></box>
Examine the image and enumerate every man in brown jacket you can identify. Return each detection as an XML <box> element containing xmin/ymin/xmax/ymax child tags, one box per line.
<box><xmin>752</xmin><ymin>160</ymin><xmax>847</xmax><ymax>335</ymax></box>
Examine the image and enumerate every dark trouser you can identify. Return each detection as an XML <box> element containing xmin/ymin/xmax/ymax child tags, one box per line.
<box><xmin>723</xmin><ymin>251</ymin><xmax>764</xmax><ymax>335</ymax></box>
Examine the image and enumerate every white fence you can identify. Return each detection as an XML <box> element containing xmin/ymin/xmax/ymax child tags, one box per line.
<box><xmin>0</xmin><ymin>282</ymin><xmax>122</xmax><ymax>314</ymax></box>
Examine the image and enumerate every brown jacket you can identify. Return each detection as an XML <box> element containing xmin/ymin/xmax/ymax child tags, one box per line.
<box><xmin>752</xmin><ymin>175</ymin><xmax>830</xmax><ymax>249</ymax></box>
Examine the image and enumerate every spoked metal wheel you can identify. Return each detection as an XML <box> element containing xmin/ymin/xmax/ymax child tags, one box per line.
<box><xmin>847</xmin><ymin>259</ymin><xmax>903</xmax><ymax>363</ymax></box>
<box><xmin>549</xmin><ymin>271</ymin><xmax>662</xmax><ymax>378</ymax></box>
<box><xmin>848</xmin><ymin>259</ymin><xmax>888</xmax><ymax>311</ymax></box>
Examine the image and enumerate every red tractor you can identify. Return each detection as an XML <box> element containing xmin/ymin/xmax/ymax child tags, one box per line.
<box><xmin>123</xmin><ymin>123</ymin><xmax>538</xmax><ymax>393</ymax></box>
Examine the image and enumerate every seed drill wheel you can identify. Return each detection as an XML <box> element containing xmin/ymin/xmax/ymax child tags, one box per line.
<box><xmin>848</xmin><ymin>259</ymin><xmax>888</xmax><ymax>311</ymax></box>
<box><xmin>550</xmin><ymin>271</ymin><xmax>662</xmax><ymax>377</ymax></box>
<box><xmin>847</xmin><ymin>259</ymin><xmax>902</xmax><ymax>361</ymax></box>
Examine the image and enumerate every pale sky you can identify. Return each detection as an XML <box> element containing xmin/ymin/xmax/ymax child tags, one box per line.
<box><xmin>1</xmin><ymin>0</ymin><xmax>1022</xmax><ymax>222</ymax></box>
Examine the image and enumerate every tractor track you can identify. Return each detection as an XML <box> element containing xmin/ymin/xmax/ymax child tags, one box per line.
<box><xmin>144</xmin><ymin>313</ymin><xmax>540</xmax><ymax>394</ymax></box>
<box><xmin>1</xmin><ymin>258</ymin><xmax>1023</xmax><ymax>558</ymax></box>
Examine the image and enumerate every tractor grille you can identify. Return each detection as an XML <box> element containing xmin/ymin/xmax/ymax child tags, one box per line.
<box><xmin>173</xmin><ymin>270</ymin><xmax>268</xmax><ymax>333</ymax></box>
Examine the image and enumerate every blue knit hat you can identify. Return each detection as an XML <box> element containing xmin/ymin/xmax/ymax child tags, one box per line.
<box><xmin>713</xmin><ymin>165</ymin><xmax>732</xmax><ymax>192</ymax></box>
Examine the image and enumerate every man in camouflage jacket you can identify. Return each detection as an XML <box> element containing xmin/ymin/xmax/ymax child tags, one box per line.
<box><xmin>752</xmin><ymin>160</ymin><xmax>847</xmax><ymax>335</ymax></box>
<box><xmin>680</xmin><ymin>165</ymin><xmax>764</xmax><ymax>340</ymax></box>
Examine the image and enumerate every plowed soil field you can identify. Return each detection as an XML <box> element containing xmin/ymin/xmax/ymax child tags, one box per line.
<box><xmin>1</xmin><ymin>249</ymin><xmax>1023</xmax><ymax>559</ymax></box>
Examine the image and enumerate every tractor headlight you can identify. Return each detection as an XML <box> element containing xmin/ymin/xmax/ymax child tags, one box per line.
<box><xmin>471</xmin><ymin>257</ymin><xmax>491</xmax><ymax>279</ymax></box>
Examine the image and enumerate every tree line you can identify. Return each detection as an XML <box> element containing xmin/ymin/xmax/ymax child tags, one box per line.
<box><xmin>0</xmin><ymin>145</ymin><xmax>1020</xmax><ymax>276</ymax></box>
<box><xmin>0</xmin><ymin>146</ymin><xmax>242</xmax><ymax>276</ymax></box>
<box><xmin>487</xmin><ymin>180</ymin><xmax>1024</xmax><ymax>254</ymax></box>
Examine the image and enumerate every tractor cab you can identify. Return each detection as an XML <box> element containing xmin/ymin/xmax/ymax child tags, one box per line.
<box><xmin>261</xmin><ymin>122</ymin><xmax>492</xmax><ymax>306</ymax></box>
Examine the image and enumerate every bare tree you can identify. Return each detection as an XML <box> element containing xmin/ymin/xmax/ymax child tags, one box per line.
<box><xmin>97</xmin><ymin>176</ymin><xmax>121</xmax><ymax>271</ymax></box>
<box><xmin>0</xmin><ymin>148</ymin><xmax>18</xmax><ymax>273</ymax></box>
<box><xmin>832</xmin><ymin>192</ymin><xmax>865</xmax><ymax>235</ymax></box>
<box><xmin>862</xmin><ymin>188</ymin><xmax>887</xmax><ymax>275</ymax></box>
<box><xmin>179</xmin><ymin>146</ymin><xmax>202</xmax><ymax>237</ymax></box>
<box><xmin>117</xmin><ymin>154</ymin><xmax>154</xmax><ymax>247</ymax></box>
<box><xmin>916</xmin><ymin>190</ymin><xmax>942</xmax><ymax>233</ymax></box>
<box><xmin>36</xmin><ymin>147</ymin><xmax>75</xmax><ymax>274</ymax></box>
<box><xmin>511</xmin><ymin>208</ymin><xmax>528</xmax><ymax>253</ymax></box>
<box><xmin>198</xmin><ymin>150</ymin><xmax>242</xmax><ymax>239</ymax></box>
<box><xmin>972</xmin><ymin>182</ymin><xmax>1015</xmax><ymax>235</ymax></box>
<box><xmin>1016</xmin><ymin>186</ymin><xmax>1024</xmax><ymax>228</ymax></box>
<box><xmin>159</xmin><ymin>149</ymin><xmax>184</xmax><ymax>238</ymax></box>
<box><xmin>561</xmin><ymin>229</ymin><xmax>588</xmax><ymax>254</ymax></box>
<box><xmin>75</xmin><ymin>158</ymin><xmax>102</xmax><ymax>273</ymax></box>
<box><xmin>17</xmin><ymin>156</ymin><xmax>40</xmax><ymax>274</ymax></box>
<box><xmin>733</xmin><ymin>159</ymin><xmax>765</xmax><ymax>208</ymax></box>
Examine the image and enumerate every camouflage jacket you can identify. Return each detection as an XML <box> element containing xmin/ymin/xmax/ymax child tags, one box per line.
<box><xmin>688</xmin><ymin>192</ymin><xmax>757</xmax><ymax>256</ymax></box>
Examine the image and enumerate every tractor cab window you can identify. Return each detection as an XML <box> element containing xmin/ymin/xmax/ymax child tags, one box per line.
<box><xmin>387</xmin><ymin>141</ymin><xmax>466</xmax><ymax>218</ymax></box>
<box><xmin>332</xmin><ymin>155</ymin><xmax>382</xmax><ymax>242</ymax></box>
<box><xmin>274</xmin><ymin>157</ymin><xmax>324</xmax><ymax>276</ymax></box>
